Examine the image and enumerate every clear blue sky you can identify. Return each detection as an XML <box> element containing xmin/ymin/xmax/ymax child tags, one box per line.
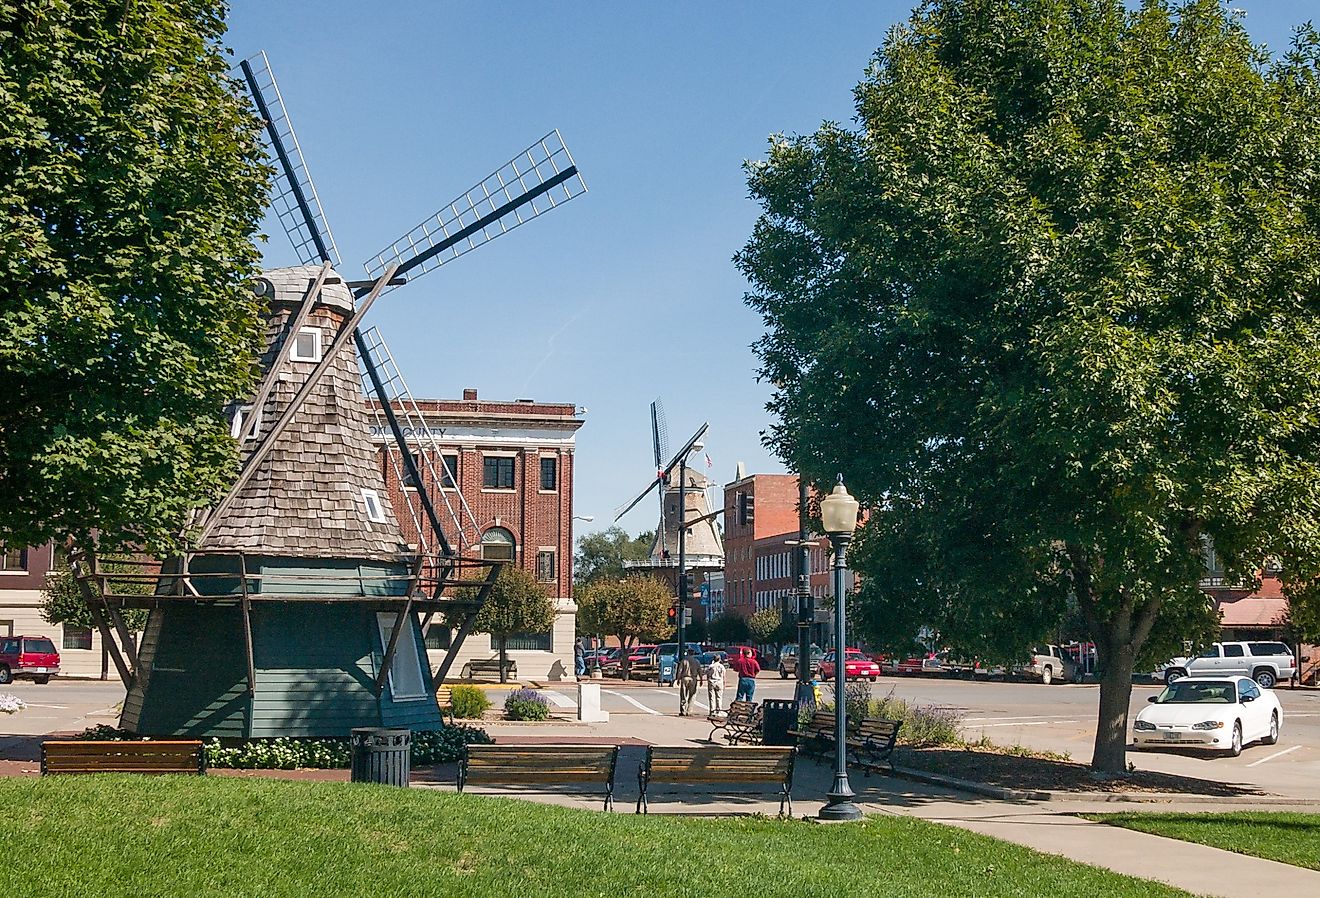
<box><xmin>224</xmin><ymin>1</ymin><xmax>1315</xmax><ymax>541</ymax></box>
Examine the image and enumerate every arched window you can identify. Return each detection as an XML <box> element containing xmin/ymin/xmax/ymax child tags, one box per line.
<box><xmin>481</xmin><ymin>527</ymin><xmax>515</xmax><ymax>562</ymax></box>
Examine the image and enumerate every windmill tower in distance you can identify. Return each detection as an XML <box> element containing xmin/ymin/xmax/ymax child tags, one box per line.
<box><xmin>74</xmin><ymin>51</ymin><xmax>586</xmax><ymax>739</ymax></box>
<box><xmin>615</xmin><ymin>401</ymin><xmax>724</xmax><ymax>648</ymax></box>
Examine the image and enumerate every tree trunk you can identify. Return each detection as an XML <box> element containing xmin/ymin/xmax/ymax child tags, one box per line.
<box><xmin>620</xmin><ymin>636</ymin><xmax>632</xmax><ymax>681</ymax></box>
<box><xmin>498</xmin><ymin>636</ymin><xmax>508</xmax><ymax>684</ymax></box>
<box><xmin>1092</xmin><ymin>645</ymin><xmax>1135</xmax><ymax>774</ymax></box>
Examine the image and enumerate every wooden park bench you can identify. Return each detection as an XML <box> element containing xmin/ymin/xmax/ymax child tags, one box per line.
<box><xmin>789</xmin><ymin>712</ymin><xmax>901</xmax><ymax>774</ymax></box>
<box><xmin>460</xmin><ymin>658</ymin><xmax>517</xmax><ymax>682</ymax></box>
<box><xmin>435</xmin><ymin>685</ymin><xmax>454</xmax><ymax>724</ymax></box>
<box><xmin>707</xmin><ymin>700</ymin><xmax>762</xmax><ymax>745</ymax></box>
<box><xmin>636</xmin><ymin>745</ymin><xmax>796</xmax><ymax>815</ymax></box>
<box><xmin>41</xmin><ymin>740</ymin><xmax>206</xmax><ymax>776</ymax></box>
<box><xmin>457</xmin><ymin>744</ymin><xmax>620</xmax><ymax>810</ymax></box>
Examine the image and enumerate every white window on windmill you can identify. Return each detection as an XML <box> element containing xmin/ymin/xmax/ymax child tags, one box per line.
<box><xmin>230</xmin><ymin>403</ymin><xmax>261</xmax><ymax>441</ymax></box>
<box><xmin>290</xmin><ymin>326</ymin><xmax>322</xmax><ymax>362</ymax></box>
<box><xmin>361</xmin><ymin>488</ymin><xmax>387</xmax><ymax>523</ymax></box>
<box><xmin>376</xmin><ymin>612</ymin><xmax>426</xmax><ymax>701</ymax></box>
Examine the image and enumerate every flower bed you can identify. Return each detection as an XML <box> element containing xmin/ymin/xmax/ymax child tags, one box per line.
<box><xmin>74</xmin><ymin>723</ymin><xmax>493</xmax><ymax>769</ymax></box>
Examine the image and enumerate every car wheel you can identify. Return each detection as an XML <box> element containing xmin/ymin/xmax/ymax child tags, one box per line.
<box><xmin>1041</xmin><ymin>666</ymin><xmax>1054</xmax><ymax>685</ymax></box>
<box><xmin>1164</xmin><ymin>668</ymin><xmax>1185</xmax><ymax>685</ymax></box>
<box><xmin>870</xmin><ymin>675</ymin><xmax>878</xmax><ymax>682</ymax></box>
<box><xmin>778</xmin><ymin>665</ymin><xmax>788</xmax><ymax>679</ymax></box>
<box><xmin>33</xmin><ymin>675</ymin><xmax>49</xmax><ymax>684</ymax></box>
<box><xmin>1264</xmin><ymin>712</ymin><xmax>1279</xmax><ymax>746</ymax></box>
<box><xmin>1229</xmin><ymin>721</ymin><xmax>1243</xmax><ymax>757</ymax></box>
<box><xmin>0</xmin><ymin>665</ymin><xmax>10</xmax><ymax>685</ymax></box>
<box><xmin>1071</xmin><ymin>666</ymin><xmax>1085</xmax><ymax>684</ymax></box>
<box><xmin>1253</xmin><ymin>668</ymin><xmax>1277</xmax><ymax>689</ymax></box>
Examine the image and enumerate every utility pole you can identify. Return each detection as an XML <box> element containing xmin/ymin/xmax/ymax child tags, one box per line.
<box><xmin>676</xmin><ymin>454</ymin><xmax>688</xmax><ymax>661</ymax></box>
<box><xmin>794</xmin><ymin>475</ymin><xmax>814</xmax><ymax>710</ymax></box>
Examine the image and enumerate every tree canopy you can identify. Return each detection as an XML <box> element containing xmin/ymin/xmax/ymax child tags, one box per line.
<box><xmin>738</xmin><ymin>0</ymin><xmax>1320</xmax><ymax>772</ymax></box>
<box><xmin>575</xmin><ymin>576</ymin><xmax>672</xmax><ymax>677</ymax></box>
<box><xmin>573</xmin><ymin>527</ymin><xmax>653</xmax><ymax>586</ymax></box>
<box><xmin>0</xmin><ymin>1</ymin><xmax>268</xmax><ymax>555</ymax></box>
<box><xmin>453</xmin><ymin>565</ymin><xmax>556</xmax><ymax>684</ymax></box>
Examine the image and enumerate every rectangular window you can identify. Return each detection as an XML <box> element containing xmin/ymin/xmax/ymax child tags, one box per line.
<box><xmin>0</xmin><ymin>543</ymin><xmax>25</xmax><ymax>572</ymax></box>
<box><xmin>424</xmin><ymin>624</ymin><xmax>451</xmax><ymax>650</ymax></box>
<box><xmin>440</xmin><ymin>453</ymin><xmax>459</xmax><ymax>489</ymax></box>
<box><xmin>540</xmin><ymin>456</ymin><xmax>558</xmax><ymax>491</ymax></box>
<box><xmin>362</xmin><ymin>489</ymin><xmax>387</xmax><ymax>523</ymax></box>
<box><xmin>1222</xmin><ymin>644</ymin><xmax>1245</xmax><ymax>657</ymax></box>
<box><xmin>483</xmin><ymin>455</ymin><xmax>515</xmax><ymax>490</ymax></box>
<box><xmin>376</xmin><ymin>613</ymin><xmax>427</xmax><ymax>700</ymax></box>
<box><xmin>230</xmin><ymin>403</ymin><xmax>261</xmax><ymax>441</ymax></box>
<box><xmin>403</xmin><ymin>450</ymin><xmax>423</xmax><ymax>489</ymax></box>
<box><xmin>536</xmin><ymin>550</ymin><xmax>556</xmax><ymax>582</ymax></box>
<box><xmin>290</xmin><ymin>327</ymin><xmax>322</xmax><ymax>362</ymax></box>
<box><xmin>505</xmin><ymin>631</ymin><xmax>552</xmax><ymax>652</ymax></box>
<box><xmin>62</xmin><ymin>626</ymin><xmax>93</xmax><ymax>651</ymax></box>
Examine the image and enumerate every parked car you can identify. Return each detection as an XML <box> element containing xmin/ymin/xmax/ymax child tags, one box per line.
<box><xmin>1020</xmin><ymin>645</ymin><xmax>1081</xmax><ymax>685</ymax></box>
<box><xmin>655</xmin><ymin>642</ymin><xmax>704</xmax><ymax>685</ymax></box>
<box><xmin>881</xmin><ymin>652</ymin><xmax>946</xmax><ymax>675</ymax></box>
<box><xmin>1132</xmin><ymin>675</ymin><xmax>1282</xmax><ymax>756</ymax></box>
<box><xmin>819</xmin><ymin>649</ymin><xmax>880</xmax><ymax>681</ymax></box>
<box><xmin>778</xmin><ymin>644</ymin><xmax>824</xmax><ymax>679</ymax></box>
<box><xmin>0</xmin><ymin>635</ymin><xmax>60</xmax><ymax>684</ymax></box>
<box><xmin>1155</xmin><ymin>641</ymin><xmax>1296</xmax><ymax>688</ymax></box>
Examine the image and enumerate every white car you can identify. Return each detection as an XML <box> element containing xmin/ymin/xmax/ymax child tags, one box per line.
<box><xmin>1132</xmin><ymin>675</ymin><xmax>1282</xmax><ymax>757</ymax></box>
<box><xmin>1155</xmin><ymin>641</ymin><xmax>1295</xmax><ymax>688</ymax></box>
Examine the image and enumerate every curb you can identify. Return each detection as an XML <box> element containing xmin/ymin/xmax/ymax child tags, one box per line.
<box><xmin>890</xmin><ymin>765</ymin><xmax>1298</xmax><ymax>805</ymax></box>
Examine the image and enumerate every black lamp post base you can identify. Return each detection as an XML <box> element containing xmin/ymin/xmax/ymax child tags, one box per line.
<box><xmin>818</xmin><ymin>796</ymin><xmax>864</xmax><ymax>821</ymax></box>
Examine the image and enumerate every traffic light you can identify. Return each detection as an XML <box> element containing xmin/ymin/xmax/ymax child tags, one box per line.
<box><xmin>667</xmin><ymin>606</ymin><xmax>678</xmax><ymax>626</ymax></box>
<box><xmin>738</xmin><ymin>491</ymin><xmax>755</xmax><ymax>526</ymax></box>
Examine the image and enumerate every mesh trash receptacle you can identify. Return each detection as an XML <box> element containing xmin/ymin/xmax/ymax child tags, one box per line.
<box><xmin>761</xmin><ymin>698</ymin><xmax>797</xmax><ymax>746</ymax></box>
<box><xmin>350</xmin><ymin>728</ymin><xmax>411</xmax><ymax>786</ymax></box>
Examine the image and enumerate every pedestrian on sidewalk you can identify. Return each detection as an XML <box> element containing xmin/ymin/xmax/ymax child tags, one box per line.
<box><xmin>677</xmin><ymin>647</ymin><xmax>702</xmax><ymax>715</ymax></box>
<box><xmin>706</xmin><ymin>653</ymin><xmax>726</xmax><ymax>713</ymax></box>
<box><xmin>574</xmin><ymin>638</ymin><xmax>586</xmax><ymax>678</ymax></box>
<box><xmin>730</xmin><ymin>647</ymin><xmax>760</xmax><ymax>702</ymax></box>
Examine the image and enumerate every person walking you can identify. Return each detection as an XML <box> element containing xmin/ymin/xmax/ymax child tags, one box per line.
<box><xmin>677</xmin><ymin>647</ymin><xmax>702</xmax><ymax>715</ymax></box>
<box><xmin>731</xmin><ymin>647</ymin><xmax>761</xmax><ymax>702</ymax></box>
<box><xmin>706</xmin><ymin>653</ymin><xmax>727</xmax><ymax>713</ymax></box>
<box><xmin>574</xmin><ymin>638</ymin><xmax>586</xmax><ymax>678</ymax></box>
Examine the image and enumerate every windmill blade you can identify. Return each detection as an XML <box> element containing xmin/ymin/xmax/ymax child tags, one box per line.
<box><xmin>363</xmin><ymin>129</ymin><xmax>586</xmax><ymax>288</ymax></box>
<box><xmin>613</xmin><ymin>478</ymin><xmax>661</xmax><ymax>523</ymax></box>
<box><xmin>238</xmin><ymin>51</ymin><xmax>341</xmax><ymax>266</ymax></box>
<box><xmin>650</xmin><ymin>399</ymin><xmax>670</xmax><ymax>471</ymax></box>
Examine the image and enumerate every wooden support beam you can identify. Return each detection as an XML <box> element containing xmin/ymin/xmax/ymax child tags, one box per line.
<box><xmin>432</xmin><ymin>561</ymin><xmax>503</xmax><ymax>685</ymax></box>
<box><xmin>239</xmin><ymin>554</ymin><xmax>256</xmax><ymax>698</ymax></box>
<box><xmin>375</xmin><ymin>554</ymin><xmax>424</xmax><ymax>696</ymax></box>
<box><xmin>69</xmin><ymin>555</ymin><xmax>132</xmax><ymax>689</ymax></box>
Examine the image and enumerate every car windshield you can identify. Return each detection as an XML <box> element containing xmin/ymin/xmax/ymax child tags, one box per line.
<box><xmin>844</xmin><ymin>651</ymin><xmax>866</xmax><ymax>659</ymax></box>
<box><xmin>1155</xmin><ymin>681</ymin><xmax>1235</xmax><ymax>704</ymax></box>
<box><xmin>24</xmin><ymin>638</ymin><xmax>56</xmax><ymax>654</ymax></box>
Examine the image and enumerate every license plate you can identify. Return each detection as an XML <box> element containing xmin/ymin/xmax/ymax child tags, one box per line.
<box><xmin>1162</xmin><ymin>731</ymin><xmax>1182</xmax><ymax>741</ymax></box>
<box><xmin>32</xmin><ymin>667</ymin><xmax>47</xmax><ymax>673</ymax></box>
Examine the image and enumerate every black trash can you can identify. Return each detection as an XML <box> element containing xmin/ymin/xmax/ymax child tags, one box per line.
<box><xmin>761</xmin><ymin>698</ymin><xmax>797</xmax><ymax>746</ymax></box>
<box><xmin>350</xmin><ymin>728</ymin><xmax>412</xmax><ymax>786</ymax></box>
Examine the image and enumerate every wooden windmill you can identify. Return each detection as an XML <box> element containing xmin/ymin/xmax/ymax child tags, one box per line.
<box><xmin>71</xmin><ymin>51</ymin><xmax>586</xmax><ymax>738</ymax></box>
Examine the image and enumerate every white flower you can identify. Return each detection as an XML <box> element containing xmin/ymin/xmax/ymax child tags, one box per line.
<box><xmin>0</xmin><ymin>693</ymin><xmax>26</xmax><ymax>714</ymax></box>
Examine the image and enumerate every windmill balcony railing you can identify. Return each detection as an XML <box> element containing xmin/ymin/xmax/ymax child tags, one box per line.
<box><xmin>75</xmin><ymin>551</ymin><xmax>500</xmax><ymax>612</ymax></box>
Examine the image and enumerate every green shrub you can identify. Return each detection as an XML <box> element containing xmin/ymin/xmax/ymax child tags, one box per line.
<box><xmin>450</xmin><ymin>685</ymin><xmax>492</xmax><ymax>719</ymax></box>
<box><xmin>503</xmin><ymin>687</ymin><xmax>550</xmax><ymax>721</ymax></box>
<box><xmin>73</xmin><ymin>723</ymin><xmax>494</xmax><ymax>769</ymax></box>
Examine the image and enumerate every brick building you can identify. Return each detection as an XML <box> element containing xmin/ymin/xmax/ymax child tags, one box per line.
<box><xmin>372</xmin><ymin>389</ymin><xmax>584</xmax><ymax>680</ymax></box>
<box><xmin>722</xmin><ymin>473</ymin><xmax>833</xmax><ymax>641</ymax></box>
<box><xmin>0</xmin><ymin>542</ymin><xmax>111</xmax><ymax>678</ymax></box>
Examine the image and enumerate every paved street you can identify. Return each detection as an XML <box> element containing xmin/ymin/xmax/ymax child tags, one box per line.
<box><xmin>5</xmin><ymin>673</ymin><xmax>1317</xmax><ymax>799</ymax></box>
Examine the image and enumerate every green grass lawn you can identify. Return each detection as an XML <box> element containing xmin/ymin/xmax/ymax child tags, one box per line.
<box><xmin>0</xmin><ymin>776</ymin><xmax>1194</xmax><ymax>898</ymax></box>
<box><xmin>1087</xmin><ymin>812</ymin><xmax>1320</xmax><ymax>872</ymax></box>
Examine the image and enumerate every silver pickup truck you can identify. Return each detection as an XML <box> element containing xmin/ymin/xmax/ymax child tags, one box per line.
<box><xmin>1156</xmin><ymin>641</ymin><xmax>1296</xmax><ymax>688</ymax></box>
<box><xmin>1022</xmin><ymin>645</ymin><xmax>1081</xmax><ymax>685</ymax></box>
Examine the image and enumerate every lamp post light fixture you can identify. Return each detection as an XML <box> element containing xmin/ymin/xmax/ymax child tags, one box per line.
<box><xmin>818</xmin><ymin>477</ymin><xmax>863</xmax><ymax>822</ymax></box>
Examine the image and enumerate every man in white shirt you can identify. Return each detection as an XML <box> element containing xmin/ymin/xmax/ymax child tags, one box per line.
<box><xmin>705</xmin><ymin>654</ymin><xmax>727</xmax><ymax>713</ymax></box>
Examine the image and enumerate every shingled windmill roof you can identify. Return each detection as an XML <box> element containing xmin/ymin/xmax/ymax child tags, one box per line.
<box><xmin>651</xmin><ymin>465</ymin><xmax>724</xmax><ymax>568</ymax></box>
<box><xmin>199</xmin><ymin>265</ymin><xmax>411</xmax><ymax>561</ymax></box>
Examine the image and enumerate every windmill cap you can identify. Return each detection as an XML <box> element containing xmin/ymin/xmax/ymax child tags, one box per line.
<box><xmin>258</xmin><ymin>265</ymin><xmax>354</xmax><ymax>314</ymax></box>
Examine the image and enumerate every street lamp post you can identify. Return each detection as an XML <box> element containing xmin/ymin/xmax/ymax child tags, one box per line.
<box><xmin>818</xmin><ymin>478</ymin><xmax>862</xmax><ymax>822</ymax></box>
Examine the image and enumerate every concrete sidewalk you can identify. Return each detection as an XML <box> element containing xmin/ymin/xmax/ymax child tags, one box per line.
<box><xmin>454</xmin><ymin>731</ymin><xmax>1320</xmax><ymax>898</ymax></box>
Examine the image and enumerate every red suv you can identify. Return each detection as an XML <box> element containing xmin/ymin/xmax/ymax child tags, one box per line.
<box><xmin>0</xmin><ymin>635</ymin><xmax>61</xmax><ymax>684</ymax></box>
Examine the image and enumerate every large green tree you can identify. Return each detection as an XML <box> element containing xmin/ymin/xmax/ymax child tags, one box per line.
<box><xmin>573</xmin><ymin>527</ymin><xmax>653</xmax><ymax>586</ymax></box>
<box><xmin>575</xmin><ymin>576</ymin><xmax>672</xmax><ymax>680</ymax></box>
<box><xmin>738</xmin><ymin>0</ymin><xmax>1320</xmax><ymax>773</ymax></box>
<box><xmin>453</xmin><ymin>566</ymin><xmax>557</xmax><ymax>684</ymax></box>
<box><xmin>0</xmin><ymin>1</ymin><xmax>268</xmax><ymax>555</ymax></box>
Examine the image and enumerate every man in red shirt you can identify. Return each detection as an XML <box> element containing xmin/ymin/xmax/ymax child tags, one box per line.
<box><xmin>729</xmin><ymin>647</ymin><xmax>761</xmax><ymax>702</ymax></box>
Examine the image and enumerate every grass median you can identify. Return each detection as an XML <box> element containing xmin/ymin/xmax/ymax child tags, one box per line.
<box><xmin>0</xmin><ymin>776</ymin><xmax>1195</xmax><ymax>898</ymax></box>
<box><xmin>1086</xmin><ymin>812</ymin><xmax>1320</xmax><ymax>871</ymax></box>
